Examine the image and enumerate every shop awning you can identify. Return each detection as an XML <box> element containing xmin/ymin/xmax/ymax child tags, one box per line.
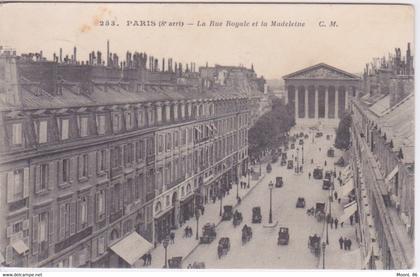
<box><xmin>11</xmin><ymin>239</ymin><xmax>29</xmax><ymax>255</ymax></box>
<box><xmin>339</xmin><ymin>201</ymin><xmax>357</xmax><ymax>223</ymax></box>
<box><xmin>385</xmin><ymin>166</ymin><xmax>398</xmax><ymax>183</ymax></box>
<box><xmin>110</xmin><ymin>232</ymin><xmax>153</xmax><ymax>266</ymax></box>
<box><xmin>339</xmin><ymin>178</ymin><xmax>354</xmax><ymax>198</ymax></box>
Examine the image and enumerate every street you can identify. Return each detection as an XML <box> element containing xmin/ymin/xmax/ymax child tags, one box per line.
<box><xmin>180</xmin><ymin>127</ymin><xmax>360</xmax><ymax>269</ymax></box>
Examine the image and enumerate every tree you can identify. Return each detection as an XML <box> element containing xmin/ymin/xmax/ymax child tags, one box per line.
<box><xmin>335</xmin><ymin>112</ymin><xmax>352</xmax><ymax>150</ymax></box>
<box><xmin>248</xmin><ymin>97</ymin><xmax>295</xmax><ymax>160</ymax></box>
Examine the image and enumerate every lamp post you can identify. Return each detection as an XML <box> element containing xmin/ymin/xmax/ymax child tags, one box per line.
<box><xmin>195</xmin><ymin>207</ymin><xmax>200</xmax><ymax>240</ymax></box>
<box><xmin>322</xmin><ymin>242</ymin><xmax>326</xmax><ymax>269</ymax></box>
<box><xmin>302</xmin><ymin>144</ymin><xmax>304</xmax><ymax>165</ymax></box>
<box><xmin>268</xmin><ymin>180</ymin><xmax>273</xmax><ymax>224</ymax></box>
<box><xmin>163</xmin><ymin>237</ymin><xmax>169</xmax><ymax>268</ymax></box>
<box><xmin>219</xmin><ymin>188</ymin><xmax>223</xmax><ymax>217</ymax></box>
<box><xmin>247</xmin><ymin>167</ymin><xmax>251</xmax><ymax>189</ymax></box>
<box><xmin>236</xmin><ymin>179</ymin><xmax>239</xmax><ymax>199</ymax></box>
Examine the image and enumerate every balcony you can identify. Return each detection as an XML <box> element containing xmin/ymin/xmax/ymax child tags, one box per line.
<box><xmin>54</xmin><ymin>226</ymin><xmax>93</xmax><ymax>253</ymax></box>
<box><xmin>109</xmin><ymin>210</ymin><xmax>123</xmax><ymax>224</ymax></box>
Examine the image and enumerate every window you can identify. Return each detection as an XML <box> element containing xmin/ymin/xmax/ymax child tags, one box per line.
<box><xmin>38</xmin><ymin>212</ymin><xmax>48</xmax><ymax>242</ymax></box>
<box><xmin>124</xmin><ymin>143</ymin><xmax>134</xmax><ymax>166</ymax></box>
<box><xmin>59</xmin><ymin>202</ymin><xmax>71</xmax><ymax>240</ymax></box>
<box><xmin>136</xmin><ymin>140</ymin><xmax>144</xmax><ymax>162</ymax></box>
<box><xmin>174</xmin><ymin>131</ymin><xmax>179</xmax><ymax>148</ymax></box>
<box><xmin>12</xmin><ymin>123</ymin><xmax>22</xmax><ymax>145</ymax></box>
<box><xmin>125</xmin><ymin>112</ymin><xmax>133</xmax><ymax>130</ymax></box>
<box><xmin>7</xmin><ymin>169</ymin><xmax>24</xmax><ymax>202</ymax></box>
<box><xmin>148</xmin><ymin>109</ymin><xmax>155</xmax><ymax>126</ymax></box>
<box><xmin>35</xmin><ymin>164</ymin><xmax>49</xmax><ymax>191</ymax></box>
<box><xmin>112</xmin><ymin>113</ymin><xmax>121</xmax><ymax>132</ymax></box>
<box><xmin>37</xmin><ymin>120</ymin><xmax>48</xmax><ymax>143</ymax></box>
<box><xmin>166</xmin><ymin>195</ymin><xmax>170</xmax><ymax>207</ymax></box>
<box><xmin>147</xmin><ymin>138</ymin><xmax>154</xmax><ymax>157</ymax></box>
<box><xmin>62</xmin><ymin>158</ymin><xmax>70</xmax><ymax>183</ymax></box>
<box><xmin>137</xmin><ymin>110</ymin><xmax>145</xmax><ymax>128</ymax></box>
<box><xmin>98</xmin><ymin>236</ymin><xmax>105</xmax><ymax>254</ymax></box>
<box><xmin>111</xmin><ymin>184</ymin><xmax>121</xmax><ymax>212</ymax></box>
<box><xmin>158</xmin><ymin>135</ymin><xmax>164</xmax><ymax>153</ymax></box>
<box><xmin>96</xmin><ymin>114</ymin><xmax>106</xmax><ymax>135</ymax></box>
<box><xmin>78</xmin><ymin>154</ymin><xmax>88</xmax><ymax>179</ymax></box>
<box><xmin>79</xmin><ymin>116</ymin><xmax>88</xmax><ymax>137</ymax></box>
<box><xmin>111</xmin><ymin>146</ymin><xmax>122</xmax><ymax>168</ymax></box>
<box><xmin>166</xmin><ymin>133</ymin><xmax>172</xmax><ymax>151</ymax></box>
<box><xmin>97</xmin><ymin>149</ymin><xmax>106</xmax><ymax>173</ymax></box>
<box><xmin>155</xmin><ymin>201</ymin><xmax>161</xmax><ymax>213</ymax></box>
<box><xmin>181</xmin><ymin>129</ymin><xmax>186</xmax><ymax>145</ymax></box>
<box><xmin>96</xmin><ymin>190</ymin><xmax>105</xmax><ymax>221</ymax></box>
<box><xmin>78</xmin><ymin>197</ymin><xmax>88</xmax><ymax>229</ymax></box>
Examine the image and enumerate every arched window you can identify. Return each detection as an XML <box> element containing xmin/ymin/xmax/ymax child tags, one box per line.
<box><xmin>186</xmin><ymin>183</ymin><xmax>191</xmax><ymax>193</ymax></box>
<box><xmin>110</xmin><ymin>229</ymin><xmax>119</xmax><ymax>241</ymax></box>
<box><xmin>166</xmin><ymin>195</ymin><xmax>170</xmax><ymax>206</ymax></box>
<box><xmin>181</xmin><ymin>186</ymin><xmax>185</xmax><ymax>197</ymax></box>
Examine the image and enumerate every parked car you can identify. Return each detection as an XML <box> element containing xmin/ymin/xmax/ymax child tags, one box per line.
<box><xmin>296</xmin><ymin>197</ymin><xmax>305</xmax><ymax>208</ymax></box>
<box><xmin>322</xmin><ymin>179</ymin><xmax>331</xmax><ymax>190</ymax></box>
<box><xmin>222</xmin><ymin>205</ymin><xmax>233</xmax><ymax>221</ymax></box>
<box><xmin>252</xmin><ymin>207</ymin><xmax>262</xmax><ymax>223</ymax></box>
<box><xmin>277</xmin><ymin>227</ymin><xmax>290</xmax><ymax>245</ymax></box>
<box><xmin>275</xmin><ymin>176</ymin><xmax>283</xmax><ymax>188</ymax></box>
<box><xmin>313</xmin><ymin>167</ymin><xmax>323</xmax><ymax>179</ymax></box>
<box><xmin>287</xmin><ymin>160</ymin><xmax>294</xmax><ymax>169</ymax></box>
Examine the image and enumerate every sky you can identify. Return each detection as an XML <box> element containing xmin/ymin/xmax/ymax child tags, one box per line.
<box><xmin>0</xmin><ymin>3</ymin><xmax>414</xmax><ymax>79</ymax></box>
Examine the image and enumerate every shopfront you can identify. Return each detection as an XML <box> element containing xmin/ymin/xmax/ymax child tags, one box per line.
<box><xmin>180</xmin><ymin>193</ymin><xmax>195</xmax><ymax>224</ymax></box>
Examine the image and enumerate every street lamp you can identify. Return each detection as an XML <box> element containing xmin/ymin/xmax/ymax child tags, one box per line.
<box><xmin>163</xmin><ymin>237</ymin><xmax>169</xmax><ymax>268</ymax></box>
<box><xmin>219</xmin><ymin>188</ymin><xmax>223</xmax><ymax>217</ymax></box>
<box><xmin>302</xmin><ymin>144</ymin><xmax>304</xmax><ymax>165</ymax></box>
<box><xmin>322</xmin><ymin>242</ymin><xmax>326</xmax><ymax>269</ymax></box>
<box><xmin>195</xmin><ymin>207</ymin><xmax>200</xmax><ymax>240</ymax></box>
<box><xmin>268</xmin><ymin>180</ymin><xmax>273</xmax><ymax>224</ymax></box>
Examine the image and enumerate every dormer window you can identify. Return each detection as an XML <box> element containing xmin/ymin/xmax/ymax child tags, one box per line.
<box><xmin>125</xmin><ymin>112</ymin><xmax>133</xmax><ymax>130</ymax></box>
<box><xmin>96</xmin><ymin>114</ymin><xmax>106</xmax><ymax>135</ymax></box>
<box><xmin>60</xmin><ymin>119</ymin><xmax>69</xmax><ymax>140</ymax></box>
<box><xmin>112</xmin><ymin>113</ymin><xmax>122</xmax><ymax>132</ymax></box>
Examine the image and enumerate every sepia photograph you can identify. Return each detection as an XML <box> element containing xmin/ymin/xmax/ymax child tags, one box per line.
<box><xmin>0</xmin><ymin>1</ymin><xmax>415</xmax><ymax>272</ymax></box>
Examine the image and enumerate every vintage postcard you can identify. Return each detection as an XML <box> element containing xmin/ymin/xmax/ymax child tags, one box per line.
<box><xmin>0</xmin><ymin>1</ymin><xmax>414</xmax><ymax>272</ymax></box>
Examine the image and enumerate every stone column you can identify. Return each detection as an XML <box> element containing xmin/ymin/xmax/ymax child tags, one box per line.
<box><xmin>295</xmin><ymin>90</ymin><xmax>298</xmax><ymax>120</ymax></box>
<box><xmin>345</xmin><ymin>87</ymin><xmax>349</xmax><ymax>111</ymax></box>
<box><xmin>334</xmin><ymin>87</ymin><xmax>338</xmax><ymax>119</ymax></box>
<box><xmin>304</xmin><ymin>86</ymin><xmax>309</xmax><ymax>120</ymax></box>
<box><xmin>173</xmin><ymin>102</ymin><xmax>178</xmax><ymax>121</ymax></box>
<box><xmin>315</xmin><ymin>87</ymin><xmax>319</xmax><ymax>119</ymax></box>
<box><xmin>325</xmin><ymin>88</ymin><xmax>329</xmax><ymax>119</ymax></box>
<box><xmin>156</xmin><ymin>102</ymin><xmax>162</xmax><ymax>123</ymax></box>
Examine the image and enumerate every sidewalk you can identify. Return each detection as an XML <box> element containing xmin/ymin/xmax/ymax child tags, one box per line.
<box><xmin>139</xmin><ymin>167</ymin><xmax>267</xmax><ymax>268</ymax></box>
<box><xmin>318</xmin><ymin>174</ymin><xmax>362</xmax><ymax>269</ymax></box>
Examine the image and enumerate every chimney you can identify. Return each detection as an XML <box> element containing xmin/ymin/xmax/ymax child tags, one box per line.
<box><xmin>162</xmin><ymin>58</ymin><xmax>165</xmax><ymax>72</ymax></box>
<box><xmin>154</xmin><ymin>59</ymin><xmax>158</xmax><ymax>72</ymax></box>
<box><xmin>107</xmin><ymin>40</ymin><xmax>110</xmax><ymax>66</ymax></box>
<box><xmin>59</xmin><ymin>48</ymin><xmax>63</xmax><ymax>62</ymax></box>
<box><xmin>97</xmin><ymin>51</ymin><xmax>102</xmax><ymax>65</ymax></box>
<box><xmin>73</xmin><ymin>46</ymin><xmax>77</xmax><ymax>63</ymax></box>
<box><xmin>53</xmin><ymin>53</ymin><xmax>57</xmax><ymax>62</ymax></box>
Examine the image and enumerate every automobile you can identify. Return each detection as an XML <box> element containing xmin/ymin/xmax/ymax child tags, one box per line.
<box><xmin>275</xmin><ymin>176</ymin><xmax>283</xmax><ymax>188</ymax></box>
<box><xmin>217</xmin><ymin>238</ymin><xmax>231</xmax><ymax>258</ymax></box>
<box><xmin>222</xmin><ymin>205</ymin><xmax>233</xmax><ymax>221</ymax></box>
<box><xmin>252</xmin><ymin>207</ymin><xmax>262</xmax><ymax>223</ymax></box>
<box><xmin>200</xmin><ymin>223</ymin><xmax>217</xmax><ymax>244</ymax></box>
<box><xmin>168</xmin><ymin>256</ymin><xmax>183</xmax><ymax>268</ymax></box>
<box><xmin>315</xmin><ymin>132</ymin><xmax>323</xmax><ymax>138</ymax></box>
<box><xmin>325</xmin><ymin>171</ymin><xmax>332</xmax><ymax>181</ymax></box>
<box><xmin>299</xmin><ymin>139</ymin><xmax>304</xmax><ymax>145</ymax></box>
<box><xmin>281</xmin><ymin>153</ymin><xmax>287</xmax><ymax>160</ymax></box>
<box><xmin>281</xmin><ymin>159</ymin><xmax>287</xmax><ymax>166</ymax></box>
<box><xmin>287</xmin><ymin>160</ymin><xmax>294</xmax><ymax>169</ymax></box>
<box><xmin>322</xmin><ymin>179</ymin><xmax>331</xmax><ymax>190</ymax></box>
<box><xmin>315</xmin><ymin>202</ymin><xmax>326</xmax><ymax>221</ymax></box>
<box><xmin>277</xmin><ymin>227</ymin><xmax>290</xmax><ymax>245</ymax></box>
<box><xmin>290</xmin><ymin>143</ymin><xmax>295</xmax><ymax>149</ymax></box>
<box><xmin>313</xmin><ymin>167</ymin><xmax>323</xmax><ymax>179</ymax></box>
<box><xmin>296</xmin><ymin>197</ymin><xmax>305</xmax><ymax>208</ymax></box>
<box><xmin>266</xmin><ymin>163</ymin><xmax>272</xmax><ymax>173</ymax></box>
<box><xmin>327</xmin><ymin>148</ymin><xmax>335</xmax><ymax>157</ymax></box>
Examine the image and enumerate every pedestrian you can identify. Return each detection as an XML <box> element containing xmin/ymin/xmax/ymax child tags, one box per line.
<box><xmin>148</xmin><ymin>253</ymin><xmax>152</xmax><ymax>265</ymax></box>
<box><xmin>311</xmin><ymin>159</ymin><xmax>314</xmax><ymax>164</ymax></box>
<box><xmin>334</xmin><ymin>218</ymin><xmax>338</xmax><ymax>229</ymax></box>
<box><xmin>308</xmin><ymin>172</ymin><xmax>311</xmax><ymax>179</ymax></box>
<box><xmin>330</xmin><ymin>218</ymin><xmax>334</xmax><ymax>229</ymax></box>
<box><xmin>324</xmin><ymin>160</ymin><xmax>327</xmax><ymax>167</ymax></box>
<box><xmin>339</xmin><ymin>236</ymin><xmax>344</xmax><ymax>249</ymax></box>
<box><xmin>334</xmin><ymin>191</ymin><xmax>338</xmax><ymax>200</ymax></box>
<box><xmin>142</xmin><ymin>254</ymin><xmax>147</xmax><ymax>266</ymax></box>
<box><xmin>350</xmin><ymin>215</ymin><xmax>354</xmax><ymax>225</ymax></box>
<box><xmin>348</xmin><ymin>239</ymin><xmax>352</xmax><ymax>250</ymax></box>
<box><xmin>343</xmin><ymin>238</ymin><xmax>348</xmax><ymax>250</ymax></box>
<box><xmin>201</xmin><ymin>205</ymin><xmax>205</xmax><ymax>215</ymax></box>
<box><xmin>338</xmin><ymin>197</ymin><xmax>341</xmax><ymax>204</ymax></box>
<box><xmin>170</xmin><ymin>232</ymin><xmax>175</xmax><ymax>244</ymax></box>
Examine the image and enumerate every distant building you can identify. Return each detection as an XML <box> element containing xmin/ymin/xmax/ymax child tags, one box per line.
<box><xmin>283</xmin><ymin>63</ymin><xmax>361</xmax><ymax>127</ymax></box>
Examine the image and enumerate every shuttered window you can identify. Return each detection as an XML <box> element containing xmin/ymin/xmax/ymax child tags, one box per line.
<box><xmin>12</xmin><ymin>123</ymin><xmax>22</xmax><ymax>145</ymax></box>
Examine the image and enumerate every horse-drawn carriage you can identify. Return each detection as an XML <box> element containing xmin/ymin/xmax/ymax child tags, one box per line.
<box><xmin>277</xmin><ymin>227</ymin><xmax>290</xmax><ymax>245</ymax></box>
<box><xmin>199</xmin><ymin>223</ymin><xmax>216</xmax><ymax>244</ymax></box>
<box><xmin>168</xmin><ymin>256</ymin><xmax>183</xmax><ymax>268</ymax></box>
<box><xmin>233</xmin><ymin>210</ymin><xmax>243</xmax><ymax>227</ymax></box>
<box><xmin>222</xmin><ymin>205</ymin><xmax>234</xmax><ymax>221</ymax></box>
<box><xmin>315</xmin><ymin>202</ymin><xmax>326</xmax><ymax>222</ymax></box>
<box><xmin>252</xmin><ymin>207</ymin><xmax>262</xmax><ymax>223</ymax></box>
<box><xmin>241</xmin><ymin>225</ymin><xmax>253</xmax><ymax>244</ymax></box>
<box><xmin>308</xmin><ymin>234</ymin><xmax>321</xmax><ymax>257</ymax></box>
<box><xmin>217</xmin><ymin>237</ymin><xmax>231</xmax><ymax>258</ymax></box>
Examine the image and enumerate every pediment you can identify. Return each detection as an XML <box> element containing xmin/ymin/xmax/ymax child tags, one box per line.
<box><xmin>283</xmin><ymin>63</ymin><xmax>360</xmax><ymax>80</ymax></box>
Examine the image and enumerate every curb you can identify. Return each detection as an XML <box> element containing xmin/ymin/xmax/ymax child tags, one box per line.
<box><xmin>182</xmin><ymin>173</ymin><xmax>268</xmax><ymax>264</ymax></box>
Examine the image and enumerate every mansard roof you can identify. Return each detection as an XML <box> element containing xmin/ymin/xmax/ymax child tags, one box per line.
<box><xmin>283</xmin><ymin>63</ymin><xmax>361</xmax><ymax>80</ymax></box>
